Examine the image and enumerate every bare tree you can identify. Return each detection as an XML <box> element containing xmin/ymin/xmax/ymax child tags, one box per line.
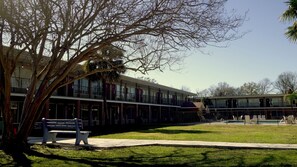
<box><xmin>238</xmin><ymin>82</ymin><xmax>260</xmax><ymax>95</ymax></box>
<box><xmin>0</xmin><ymin>0</ymin><xmax>244</xmax><ymax>150</ymax></box>
<box><xmin>200</xmin><ymin>78</ymin><xmax>274</xmax><ymax>97</ymax></box>
<box><xmin>137</xmin><ymin>76</ymin><xmax>158</xmax><ymax>84</ymax></box>
<box><xmin>196</xmin><ymin>89</ymin><xmax>211</xmax><ymax>98</ymax></box>
<box><xmin>258</xmin><ymin>78</ymin><xmax>274</xmax><ymax>94</ymax></box>
<box><xmin>274</xmin><ymin>72</ymin><xmax>297</xmax><ymax>94</ymax></box>
<box><xmin>209</xmin><ymin>82</ymin><xmax>237</xmax><ymax>96</ymax></box>
<box><xmin>181</xmin><ymin>85</ymin><xmax>191</xmax><ymax>92</ymax></box>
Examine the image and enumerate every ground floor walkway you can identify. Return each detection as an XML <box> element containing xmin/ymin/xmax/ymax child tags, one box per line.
<box><xmin>28</xmin><ymin>137</ymin><xmax>297</xmax><ymax>150</ymax></box>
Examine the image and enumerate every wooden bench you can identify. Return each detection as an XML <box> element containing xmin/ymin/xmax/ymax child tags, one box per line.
<box><xmin>42</xmin><ymin>118</ymin><xmax>91</xmax><ymax>145</ymax></box>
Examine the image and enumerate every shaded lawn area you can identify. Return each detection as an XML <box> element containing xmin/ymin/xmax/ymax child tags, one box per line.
<box><xmin>94</xmin><ymin>124</ymin><xmax>297</xmax><ymax>144</ymax></box>
<box><xmin>1</xmin><ymin>145</ymin><xmax>297</xmax><ymax>166</ymax></box>
<box><xmin>2</xmin><ymin>123</ymin><xmax>297</xmax><ymax>166</ymax></box>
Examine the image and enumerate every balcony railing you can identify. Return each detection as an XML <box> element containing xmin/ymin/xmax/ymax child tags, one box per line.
<box><xmin>11</xmin><ymin>77</ymin><xmax>185</xmax><ymax>106</ymax></box>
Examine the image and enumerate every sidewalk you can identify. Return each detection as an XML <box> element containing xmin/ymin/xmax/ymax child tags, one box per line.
<box><xmin>28</xmin><ymin>137</ymin><xmax>297</xmax><ymax>150</ymax></box>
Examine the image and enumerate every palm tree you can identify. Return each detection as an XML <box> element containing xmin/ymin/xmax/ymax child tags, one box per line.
<box><xmin>284</xmin><ymin>90</ymin><xmax>297</xmax><ymax>116</ymax></box>
<box><xmin>284</xmin><ymin>92</ymin><xmax>297</xmax><ymax>105</ymax></box>
<box><xmin>84</xmin><ymin>45</ymin><xmax>126</xmax><ymax>126</ymax></box>
<box><xmin>281</xmin><ymin>0</ymin><xmax>297</xmax><ymax>42</ymax></box>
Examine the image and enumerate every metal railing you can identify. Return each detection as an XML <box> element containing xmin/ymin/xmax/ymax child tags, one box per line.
<box><xmin>11</xmin><ymin>77</ymin><xmax>185</xmax><ymax>106</ymax></box>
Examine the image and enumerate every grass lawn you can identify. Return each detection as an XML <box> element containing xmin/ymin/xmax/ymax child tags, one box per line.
<box><xmin>2</xmin><ymin>123</ymin><xmax>297</xmax><ymax>166</ymax></box>
<box><xmin>94</xmin><ymin>123</ymin><xmax>297</xmax><ymax>144</ymax></box>
<box><xmin>1</xmin><ymin>145</ymin><xmax>297</xmax><ymax>166</ymax></box>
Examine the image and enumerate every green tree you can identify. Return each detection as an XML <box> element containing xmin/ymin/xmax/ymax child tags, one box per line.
<box><xmin>84</xmin><ymin>45</ymin><xmax>125</xmax><ymax>126</ymax></box>
<box><xmin>284</xmin><ymin>91</ymin><xmax>297</xmax><ymax>110</ymax></box>
<box><xmin>281</xmin><ymin>0</ymin><xmax>297</xmax><ymax>41</ymax></box>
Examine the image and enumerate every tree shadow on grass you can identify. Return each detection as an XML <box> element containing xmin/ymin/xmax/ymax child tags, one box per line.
<box><xmin>1</xmin><ymin>143</ymin><xmax>32</xmax><ymax>166</ymax></box>
<box><xmin>1</xmin><ymin>150</ymin><xmax>32</xmax><ymax>166</ymax></box>
<box><xmin>24</xmin><ymin>145</ymin><xmax>215</xmax><ymax>167</ymax></box>
<box><xmin>23</xmin><ymin>145</ymin><xmax>193</xmax><ymax>167</ymax></box>
<box><xmin>93</xmin><ymin>147</ymin><xmax>288</xmax><ymax>167</ymax></box>
<box><xmin>2</xmin><ymin>145</ymin><xmax>294</xmax><ymax>167</ymax></box>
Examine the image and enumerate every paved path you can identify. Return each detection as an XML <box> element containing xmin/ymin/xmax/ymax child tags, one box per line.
<box><xmin>28</xmin><ymin>137</ymin><xmax>297</xmax><ymax>150</ymax></box>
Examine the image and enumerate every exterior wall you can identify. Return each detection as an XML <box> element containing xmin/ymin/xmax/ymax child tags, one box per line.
<box><xmin>9</xmin><ymin>68</ymin><xmax>195</xmax><ymax>127</ymax></box>
<box><xmin>202</xmin><ymin>95</ymin><xmax>296</xmax><ymax>120</ymax></box>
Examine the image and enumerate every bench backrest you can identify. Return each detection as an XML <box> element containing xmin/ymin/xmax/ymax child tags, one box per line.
<box><xmin>42</xmin><ymin>118</ymin><xmax>83</xmax><ymax>131</ymax></box>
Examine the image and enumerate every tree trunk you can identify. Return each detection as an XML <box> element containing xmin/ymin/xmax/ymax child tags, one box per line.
<box><xmin>0</xmin><ymin>62</ymin><xmax>4</xmax><ymax>121</ymax></box>
<box><xmin>17</xmin><ymin>80</ymin><xmax>49</xmax><ymax>146</ymax></box>
<box><xmin>17</xmin><ymin>103</ymin><xmax>42</xmax><ymax>144</ymax></box>
<box><xmin>2</xmin><ymin>76</ymin><xmax>48</xmax><ymax>152</ymax></box>
<box><xmin>0</xmin><ymin>65</ymin><xmax>16</xmax><ymax>152</ymax></box>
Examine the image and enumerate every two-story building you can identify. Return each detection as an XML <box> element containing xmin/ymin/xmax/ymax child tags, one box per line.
<box><xmin>199</xmin><ymin>94</ymin><xmax>295</xmax><ymax>120</ymax></box>
<box><xmin>8</xmin><ymin>59</ymin><xmax>196</xmax><ymax>127</ymax></box>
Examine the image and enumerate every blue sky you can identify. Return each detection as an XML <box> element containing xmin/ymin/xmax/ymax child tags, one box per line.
<box><xmin>129</xmin><ymin>0</ymin><xmax>297</xmax><ymax>92</ymax></box>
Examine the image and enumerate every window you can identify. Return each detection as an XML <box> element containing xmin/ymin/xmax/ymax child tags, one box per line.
<box><xmin>249</xmin><ymin>98</ymin><xmax>260</xmax><ymax>107</ymax></box>
<box><xmin>81</xmin><ymin>104</ymin><xmax>89</xmax><ymax>120</ymax></box>
<box><xmin>237</xmin><ymin>99</ymin><xmax>247</xmax><ymax>107</ymax></box>
<box><xmin>116</xmin><ymin>84</ymin><xmax>121</xmax><ymax>99</ymax></box>
<box><xmin>80</xmin><ymin>79</ymin><xmax>89</xmax><ymax>96</ymax></box>
<box><xmin>73</xmin><ymin>80</ymin><xmax>80</xmax><ymax>96</ymax></box>
<box><xmin>92</xmin><ymin>81</ymin><xmax>102</xmax><ymax>97</ymax></box>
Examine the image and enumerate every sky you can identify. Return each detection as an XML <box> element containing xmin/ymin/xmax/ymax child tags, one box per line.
<box><xmin>128</xmin><ymin>0</ymin><xmax>297</xmax><ymax>93</ymax></box>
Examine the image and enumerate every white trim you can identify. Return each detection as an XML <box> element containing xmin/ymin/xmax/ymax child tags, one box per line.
<box><xmin>11</xmin><ymin>93</ymin><xmax>181</xmax><ymax>108</ymax></box>
<box><xmin>209</xmin><ymin>107</ymin><xmax>296</xmax><ymax>110</ymax></box>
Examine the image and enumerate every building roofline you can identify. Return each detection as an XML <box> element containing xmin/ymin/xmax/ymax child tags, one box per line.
<box><xmin>120</xmin><ymin>75</ymin><xmax>196</xmax><ymax>96</ymax></box>
<box><xmin>9</xmin><ymin>46</ymin><xmax>195</xmax><ymax>96</ymax></box>
<box><xmin>11</xmin><ymin>93</ymin><xmax>182</xmax><ymax>108</ymax></box>
<box><xmin>202</xmin><ymin>94</ymin><xmax>285</xmax><ymax>99</ymax></box>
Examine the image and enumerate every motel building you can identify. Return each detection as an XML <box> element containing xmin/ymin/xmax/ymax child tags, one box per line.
<box><xmin>199</xmin><ymin>94</ymin><xmax>297</xmax><ymax>121</ymax></box>
<box><xmin>7</xmin><ymin>59</ymin><xmax>297</xmax><ymax>130</ymax></box>
<box><xmin>4</xmin><ymin>52</ymin><xmax>296</xmax><ymax>131</ymax></box>
<box><xmin>6</xmin><ymin>55</ymin><xmax>196</xmax><ymax>129</ymax></box>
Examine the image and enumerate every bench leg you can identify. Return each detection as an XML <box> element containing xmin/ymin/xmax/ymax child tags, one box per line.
<box><xmin>42</xmin><ymin>133</ymin><xmax>48</xmax><ymax>144</ymax></box>
<box><xmin>75</xmin><ymin>133</ymin><xmax>89</xmax><ymax>145</ymax></box>
<box><xmin>43</xmin><ymin>132</ymin><xmax>58</xmax><ymax>144</ymax></box>
<box><xmin>42</xmin><ymin>132</ymin><xmax>58</xmax><ymax>144</ymax></box>
<box><xmin>49</xmin><ymin>132</ymin><xmax>58</xmax><ymax>143</ymax></box>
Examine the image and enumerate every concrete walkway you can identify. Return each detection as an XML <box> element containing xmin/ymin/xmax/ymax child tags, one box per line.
<box><xmin>28</xmin><ymin>137</ymin><xmax>297</xmax><ymax>150</ymax></box>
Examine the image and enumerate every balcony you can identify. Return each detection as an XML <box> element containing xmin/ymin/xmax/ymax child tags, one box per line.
<box><xmin>10</xmin><ymin>77</ymin><xmax>186</xmax><ymax>106</ymax></box>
